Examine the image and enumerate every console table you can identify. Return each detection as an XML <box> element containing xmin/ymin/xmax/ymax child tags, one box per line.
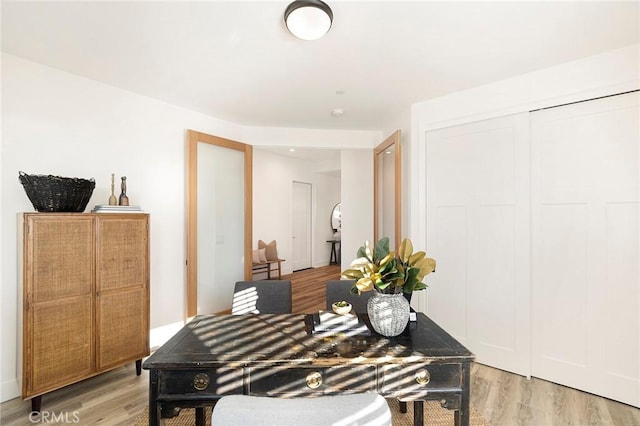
<box><xmin>326</xmin><ymin>239</ymin><xmax>340</xmax><ymax>265</ymax></box>
<box><xmin>143</xmin><ymin>313</ymin><xmax>474</xmax><ymax>426</ymax></box>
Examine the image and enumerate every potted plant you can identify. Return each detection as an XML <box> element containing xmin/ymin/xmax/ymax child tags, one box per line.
<box><xmin>341</xmin><ymin>237</ymin><xmax>436</xmax><ymax>336</ymax></box>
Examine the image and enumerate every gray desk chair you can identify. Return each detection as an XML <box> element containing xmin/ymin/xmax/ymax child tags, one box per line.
<box><xmin>211</xmin><ymin>393</ymin><xmax>391</xmax><ymax>426</ymax></box>
<box><xmin>232</xmin><ymin>280</ymin><xmax>292</xmax><ymax>314</ymax></box>
<box><xmin>325</xmin><ymin>280</ymin><xmax>373</xmax><ymax>313</ymax></box>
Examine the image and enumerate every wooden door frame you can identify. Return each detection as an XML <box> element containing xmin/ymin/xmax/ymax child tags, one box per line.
<box><xmin>186</xmin><ymin>130</ymin><xmax>253</xmax><ymax>318</ymax></box>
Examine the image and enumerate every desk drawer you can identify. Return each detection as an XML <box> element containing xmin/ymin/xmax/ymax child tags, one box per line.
<box><xmin>248</xmin><ymin>365</ymin><xmax>376</xmax><ymax>396</ymax></box>
<box><xmin>158</xmin><ymin>368</ymin><xmax>243</xmax><ymax>396</ymax></box>
<box><xmin>380</xmin><ymin>364</ymin><xmax>461</xmax><ymax>395</ymax></box>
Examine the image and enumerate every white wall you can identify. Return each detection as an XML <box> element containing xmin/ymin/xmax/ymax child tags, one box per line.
<box><xmin>340</xmin><ymin>150</ymin><xmax>374</xmax><ymax>267</ymax></box>
<box><xmin>409</xmin><ymin>44</ymin><xmax>639</xmax><ymax>313</ymax></box>
<box><xmin>0</xmin><ymin>54</ymin><xmax>378</xmax><ymax>402</ymax></box>
<box><xmin>243</xmin><ymin>125</ymin><xmax>380</xmax><ymax>151</ymax></box>
<box><xmin>1</xmin><ymin>54</ymin><xmax>243</xmax><ymax>402</ymax></box>
<box><xmin>252</xmin><ymin>149</ymin><xmax>341</xmax><ymax>274</ymax></box>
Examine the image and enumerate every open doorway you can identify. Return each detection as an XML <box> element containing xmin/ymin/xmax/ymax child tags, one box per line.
<box><xmin>253</xmin><ymin>147</ymin><xmax>340</xmax><ymax>274</ymax></box>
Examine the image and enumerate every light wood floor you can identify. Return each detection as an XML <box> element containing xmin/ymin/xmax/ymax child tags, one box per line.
<box><xmin>2</xmin><ymin>265</ymin><xmax>639</xmax><ymax>425</ymax></box>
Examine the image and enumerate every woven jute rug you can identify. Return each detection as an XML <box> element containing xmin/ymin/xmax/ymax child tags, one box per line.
<box><xmin>134</xmin><ymin>399</ymin><xmax>490</xmax><ymax>425</ymax></box>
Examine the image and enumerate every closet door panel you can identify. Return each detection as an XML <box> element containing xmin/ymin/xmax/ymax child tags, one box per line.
<box><xmin>425</xmin><ymin>113</ymin><xmax>530</xmax><ymax>376</ymax></box>
<box><xmin>531</xmin><ymin>91</ymin><xmax>639</xmax><ymax>407</ymax></box>
<box><xmin>430</xmin><ymin>206</ymin><xmax>467</xmax><ymax>338</ymax></box>
<box><xmin>605</xmin><ymin>203</ymin><xmax>639</xmax><ymax>379</ymax></box>
<box><xmin>470</xmin><ymin>205</ymin><xmax>516</xmax><ymax>350</ymax></box>
<box><xmin>538</xmin><ymin>203</ymin><xmax>588</xmax><ymax>365</ymax></box>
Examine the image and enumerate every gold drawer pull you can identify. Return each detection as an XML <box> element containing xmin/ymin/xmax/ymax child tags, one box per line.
<box><xmin>306</xmin><ymin>372</ymin><xmax>323</xmax><ymax>389</ymax></box>
<box><xmin>193</xmin><ymin>373</ymin><xmax>210</xmax><ymax>391</ymax></box>
<box><xmin>415</xmin><ymin>369</ymin><xmax>430</xmax><ymax>385</ymax></box>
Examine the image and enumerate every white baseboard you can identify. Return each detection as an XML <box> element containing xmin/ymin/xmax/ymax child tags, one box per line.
<box><xmin>1</xmin><ymin>378</ymin><xmax>20</xmax><ymax>403</ymax></box>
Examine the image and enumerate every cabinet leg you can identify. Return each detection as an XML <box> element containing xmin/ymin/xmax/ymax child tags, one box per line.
<box><xmin>136</xmin><ymin>359</ymin><xmax>142</xmax><ymax>376</ymax></box>
<box><xmin>31</xmin><ymin>396</ymin><xmax>42</xmax><ymax>413</ymax></box>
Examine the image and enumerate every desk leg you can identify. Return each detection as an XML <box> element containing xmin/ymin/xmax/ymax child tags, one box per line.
<box><xmin>413</xmin><ymin>400</ymin><xmax>424</xmax><ymax>426</ymax></box>
<box><xmin>195</xmin><ymin>407</ymin><xmax>205</xmax><ymax>426</ymax></box>
<box><xmin>458</xmin><ymin>361</ymin><xmax>471</xmax><ymax>426</ymax></box>
<box><xmin>148</xmin><ymin>370</ymin><xmax>160</xmax><ymax>426</ymax></box>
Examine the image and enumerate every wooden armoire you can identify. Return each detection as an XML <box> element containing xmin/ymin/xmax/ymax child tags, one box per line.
<box><xmin>21</xmin><ymin>213</ymin><xmax>150</xmax><ymax>410</ymax></box>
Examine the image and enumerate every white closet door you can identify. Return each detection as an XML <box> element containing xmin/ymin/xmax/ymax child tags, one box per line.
<box><xmin>292</xmin><ymin>181</ymin><xmax>312</xmax><ymax>271</ymax></box>
<box><xmin>425</xmin><ymin>113</ymin><xmax>530</xmax><ymax>376</ymax></box>
<box><xmin>531</xmin><ymin>92</ymin><xmax>639</xmax><ymax>407</ymax></box>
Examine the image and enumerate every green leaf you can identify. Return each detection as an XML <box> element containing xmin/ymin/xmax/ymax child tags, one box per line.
<box><xmin>384</xmin><ymin>269</ymin><xmax>404</xmax><ymax>281</ymax></box>
<box><xmin>413</xmin><ymin>282</ymin><xmax>428</xmax><ymax>291</ymax></box>
<box><xmin>403</xmin><ymin>267</ymin><xmax>421</xmax><ymax>293</ymax></box>
<box><xmin>374</xmin><ymin>237</ymin><xmax>389</xmax><ymax>262</ymax></box>
<box><xmin>376</xmin><ymin>280</ymin><xmax>392</xmax><ymax>291</ymax></box>
<box><xmin>356</xmin><ymin>242</ymin><xmax>369</xmax><ymax>260</ymax></box>
<box><xmin>378</xmin><ymin>263</ymin><xmax>392</xmax><ymax>276</ymax></box>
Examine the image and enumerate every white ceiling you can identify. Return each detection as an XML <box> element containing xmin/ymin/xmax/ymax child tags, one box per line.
<box><xmin>2</xmin><ymin>1</ymin><xmax>638</xmax><ymax>132</ymax></box>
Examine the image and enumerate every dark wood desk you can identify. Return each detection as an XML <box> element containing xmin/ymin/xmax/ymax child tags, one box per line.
<box><xmin>143</xmin><ymin>313</ymin><xmax>474</xmax><ymax>426</ymax></box>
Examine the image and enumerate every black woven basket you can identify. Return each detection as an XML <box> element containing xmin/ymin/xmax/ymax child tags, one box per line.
<box><xmin>19</xmin><ymin>171</ymin><xmax>96</xmax><ymax>212</ymax></box>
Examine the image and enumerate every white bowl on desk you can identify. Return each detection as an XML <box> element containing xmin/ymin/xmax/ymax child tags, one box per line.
<box><xmin>331</xmin><ymin>301</ymin><xmax>352</xmax><ymax>315</ymax></box>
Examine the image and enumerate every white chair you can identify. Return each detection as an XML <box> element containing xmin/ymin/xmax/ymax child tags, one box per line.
<box><xmin>211</xmin><ymin>393</ymin><xmax>391</xmax><ymax>426</ymax></box>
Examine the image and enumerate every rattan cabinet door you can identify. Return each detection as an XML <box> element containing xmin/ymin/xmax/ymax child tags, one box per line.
<box><xmin>23</xmin><ymin>214</ymin><xmax>95</xmax><ymax>398</ymax></box>
<box><xmin>95</xmin><ymin>214</ymin><xmax>149</xmax><ymax>371</ymax></box>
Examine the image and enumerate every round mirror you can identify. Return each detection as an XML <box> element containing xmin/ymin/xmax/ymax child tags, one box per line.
<box><xmin>331</xmin><ymin>203</ymin><xmax>341</xmax><ymax>233</ymax></box>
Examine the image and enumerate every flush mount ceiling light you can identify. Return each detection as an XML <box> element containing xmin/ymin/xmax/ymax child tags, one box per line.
<box><xmin>284</xmin><ymin>0</ymin><xmax>333</xmax><ymax>41</ymax></box>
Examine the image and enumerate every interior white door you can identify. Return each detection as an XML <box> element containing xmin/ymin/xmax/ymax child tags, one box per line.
<box><xmin>531</xmin><ymin>92</ymin><xmax>639</xmax><ymax>407</ymax></box>
<box><xmin>197</xmin><ymin>142</ymin><xmax>245</xmax><ymax>315</ymax></box>
<box><xmin>425</xmin><ymin>112</ymin><xmax>531</xmax><ymax>376</ymax></box>
<box><xmin>292</xmin><ymin>181</ymin><xmax>312</xmax><ymax>271</ymax></box>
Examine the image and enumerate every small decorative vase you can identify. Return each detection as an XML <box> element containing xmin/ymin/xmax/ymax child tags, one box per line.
<box><xmin>119</xmin><ymin>176</ymin><xmax>129</xmax><ymax>206</ymax></box>
<box><xmin>367</xmin><ymin>292</ymin><xmax>410</xmax><ymax>337</ymax></box>
<box><xmin>108</xmin><ymin>173</ymin><xmax>118</xmax><ymax>206</ymax></box>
